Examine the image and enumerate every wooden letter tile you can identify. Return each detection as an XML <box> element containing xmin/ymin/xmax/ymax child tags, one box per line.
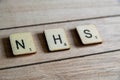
<box><xmin>44</xmin><ymin>28</ymin><xmax>70</xmax><ymax>51</ymax></box>
<box><xmin>9</xmin><ymin>32</ymin><xmax>36</xmax><ymax>55</ymax></box>
<box><xmin>76</xmin><ymin>24</ymin><xmax>103</xmax><ymax>45</ymax></box>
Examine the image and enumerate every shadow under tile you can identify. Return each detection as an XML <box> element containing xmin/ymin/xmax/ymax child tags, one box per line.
<box><xmin>70</xmin><ymin>29</ymin><xmax>84</xmax><ymax>47</ymax></box>
<box><xmin>37</xmin><ymin>33</ymin><xmax>49</xmax><ymax>53</ymax></box>
<box><xmin>2</xmin><ymin>37</ymin><xmax>14</xmax><ymax>58</ymax></box>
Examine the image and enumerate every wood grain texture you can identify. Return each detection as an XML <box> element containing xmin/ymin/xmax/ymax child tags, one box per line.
<box><xmin>0</xmin><ymin>17</ymin><xmax>120</xmax><ymax>68</ymax></box>
<box><xmin>0</xmin><ymin>0</ymin><xmax>120</xmax><ymax>79</ymax></box>
<box><xmin>0</xmin><ymin>51</ymin><xmax>120</xmax><ymax>80</ymax></box>
<box><xmin>0</xmin><ymin>0</ymin><xmax>120</xmax><ymax>28</ymax></box>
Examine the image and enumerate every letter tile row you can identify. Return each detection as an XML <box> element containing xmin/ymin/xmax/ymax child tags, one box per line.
<box><xmin>9</xmin><ymin>24</ymin><xmax>102</xmax><ymax>56</ymax></box>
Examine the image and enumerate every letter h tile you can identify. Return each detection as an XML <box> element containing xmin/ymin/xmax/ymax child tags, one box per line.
<box><xmin>44</xmin><ymin>28</ymin><xmax>70</xmax><ymax>51</ymax></box>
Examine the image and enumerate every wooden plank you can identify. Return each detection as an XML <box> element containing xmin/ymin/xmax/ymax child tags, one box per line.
<box><xmin>0</xmin><ymin>51</ymin><xmax>120</xmax><ymax>80</ymax></box>
<box><xmin>0</xmin><ymin>0</ymin><xmax>120</xmax><ymax>28</ymax></box>
<box><xmin>0</xmin><ymin>17</ymin><xmax>120</xmax><ymax>68</ymax></box>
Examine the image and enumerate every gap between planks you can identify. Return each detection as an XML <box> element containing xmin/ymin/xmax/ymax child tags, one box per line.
<box><xmin>0</xmin><ymin>14</ymin><xmax>120</xmax><ymax>31</ymax></box>
<box><xmin>0</xmin><ymin>49</ymin><xmax>120</xmax><ymax>71</ymax></box>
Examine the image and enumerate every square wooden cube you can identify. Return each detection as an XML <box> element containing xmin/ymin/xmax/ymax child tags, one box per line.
<box><xmin>76</xmin><ymin>24</ymin><xmax>103</xmax><ymax>45</ymax></box>
<box><xmin>9</xmin><ymin>32</ymin><xmax>37</xmax><ymax>56</ymax></box>
<box><xmin>44</xmin><ymin>28</ymin><xmax>70</xmax><ymax>51</ymax></box>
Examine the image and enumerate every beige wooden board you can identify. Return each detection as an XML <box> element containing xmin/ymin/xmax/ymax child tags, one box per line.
<box><xmin>0</xmin><ymin>17</ymin><xmax>120</xmax><ymax>68</ymax></box>
<box><xmin>0</xmin><ymin>51</ymin><xmax>120</xmax><ymax>80</ymax></box>
<box><xmin>0</xmin><ymin>0</ymin><xmax>120</xmax><ymax>28</ymax></box>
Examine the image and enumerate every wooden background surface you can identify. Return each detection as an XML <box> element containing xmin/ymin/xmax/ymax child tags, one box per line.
<box><xmin>0</xmin><ymin>0</ymin><xmax>120</xmax><ymax>80</ymax></box>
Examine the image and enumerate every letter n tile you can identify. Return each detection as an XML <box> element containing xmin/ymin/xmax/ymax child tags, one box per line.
<box><xmin>9</xmin><ymin>32</ymin><xmax>36</xmax><ymax>56</ymax></box>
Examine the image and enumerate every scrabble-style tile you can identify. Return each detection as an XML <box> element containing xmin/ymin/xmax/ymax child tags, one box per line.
<box><xmin>9</xmin><ymin>32</ymin><xmax>36</xmax><ymax>56</ymax></box>
<box><xmin>76</xmin><ymin>24</ymin><xmax>103</xmax><ymax>45</ymax></box>
<box><xmin>44</xmin><ymin>28</ymin><xmax>70</xmax><ymax>51</ymax></box>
